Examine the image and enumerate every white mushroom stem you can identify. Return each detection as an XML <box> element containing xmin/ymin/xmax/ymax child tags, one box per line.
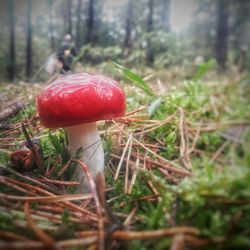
<box><xmin>66</xmin><ymin>122</ymin><xmax>104</xmax><ymax>193</ymax></box>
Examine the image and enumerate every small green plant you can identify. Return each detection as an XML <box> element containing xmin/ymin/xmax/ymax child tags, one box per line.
<box><xmin>112</xmin><ymin>62</ymin><xmax>155</xmax><ymax>96</ymax></box>
<box><xmin>193</xmin><ymin>59</ymin><xmax>216</xmax><ymax>81</ymax></box>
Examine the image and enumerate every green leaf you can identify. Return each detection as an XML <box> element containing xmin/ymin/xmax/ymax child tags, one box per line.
<box><xmin>112</xmin><ymin>62</ymin><xmax>155</xmax><ymax>96</ymax></box>
<box><xmin>193</xmin><ymin>59</ymin><xmax>216</xmax><ymax>81</ymax></box>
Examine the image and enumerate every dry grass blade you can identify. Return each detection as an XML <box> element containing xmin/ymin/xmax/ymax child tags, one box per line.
<box><xmin>124</xmin><ymin>135</ymin><xmax>133</xmax><ymax>193</ymax></box>
<box><xmin>170</xmin><ymin>233</ymin><xmax>185</xmax><ymax>250</ymax></box>
<box><xmin>114</xmin><ymin>133</ymin><xmax>133</xmax><ymax>180</ymax></box>
<box><xmin>37</xmin><ymin>177</ymin><xmax>80</xmax><ymax>186</ymax></box>
<box><xmin>0</xmin><ymin>164</ymin><xmax>64</xmax><ymax>195</ymax></box>
<box><xmin>77</xmin><ymin>226</ymin><xmax>199</xmax><ymax>240</ymax></box>
<box><xmin>123</xmin><ymin>205</ymin><xmax>138</xmax><ymax>226</ymax></box>
<box><xmin>209</xmin><ymin>140</ymin><xmax>230</xmax><ymax>163</ymax></box>
<box><xmin>72</xmin><ymin>159</ymin><xmax>104</xmax><ymax>250</ymax></box>
<box><xmin>184</xmin><ymin>235</ymin><xmax>226</xmax><ymax>247</ymax></box>
<box><xmin>58</xmin><ymin>158</ymin><xmax>72</xmax><ymax>177</ymax></box>
<box><xmin>188</xmin><ymin>126</ymin><xmax>201</xmax><ymax>155</ymax></box>
<box><xmin>0</xmin><ymin>176</ymin><xmax>36</xmax><ymax>195</ymax></box>
<box><xmin>128</xmin><ymin>148</ymin><xmax>140</xmax><ymax>194</ymax></box>
<box><xmin>0</xmin><ymin>237</ymin><xmax>98</xmax><ymax>250</ymax></box>
<box><xmin>134</xmin><ymin>113</ymin><xmax>176</xmax><ymax>135</ymax></box>
<box><xmin>178</xmin><ymin>108</ymin><xmax>192</xmax><ymax>169</ymax></box>
<box><xmin>21</xmin><ymin>123</ymin><xmax>44</xmax><ymax>171</ymax></box>
<box><xmin>24</xmin><ymin>201</ymin><xmax>55</xmax><ymax>247</ymax></box>
<box><xmin>0</xmin><ymin>192</ymin><xmax>92</xmax><ymax>202</ymax></box>
<box><xmin>0</xmin><ymin>230</ymin><xmax>32</xmax><ymax>242</ymax></box>
<box><xmin>123</xmin><ymin>106</ymin><xmax>146</xmax><ymax>116</ymax></box>
<box><xmin>179</xmin><ymin>108</ymin><xmax>186</xmax><ymax>158</ymax></box>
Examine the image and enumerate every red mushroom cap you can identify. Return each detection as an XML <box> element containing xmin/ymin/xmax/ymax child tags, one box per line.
<box><xmin>37</xmin><ymin>73</ymin><xmax>126</xmax><ymax>128</ymax></box>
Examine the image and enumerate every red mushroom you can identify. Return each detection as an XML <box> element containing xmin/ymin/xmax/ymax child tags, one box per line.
<box><xmin>37</xmin><ymin>73</ymin><xmax>126</xmax><ymax>192</ymax></box>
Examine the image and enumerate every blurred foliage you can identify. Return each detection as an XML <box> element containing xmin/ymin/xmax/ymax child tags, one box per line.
<box><xmin>79</xmin><ymin>45</ymin><xmax>123</xmax><ymax>65</ymax></box>
<box><xmin>139</xmin><ymin>31</ymin><xmax>195</xmax><ymax>68</ymax></box>
<box><xmin>1</xmin><ymin>0</ymin><xmax>250</xmax><ymax>81</ymax></box>
<box><xmin>78</xmin><ymin>32</ymin><xmax>196</xmax><ymax>69</ymax></box>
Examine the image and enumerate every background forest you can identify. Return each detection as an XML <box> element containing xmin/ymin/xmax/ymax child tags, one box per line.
<box><xmin>0</xmin><ymin>0</ymin><xmax>250</xmax><ymax>81</ymax></box>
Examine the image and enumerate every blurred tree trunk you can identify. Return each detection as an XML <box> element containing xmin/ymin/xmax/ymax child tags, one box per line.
<box><xmin>215</xmin><ymin>0</ymin><xmax>228</xmax><ymax>70</ymax></box>
<box><xmin>8</xmin><ymin>0</ymin><xmax>16</xmax><ymax>81</ymax></box>
<box><xmin>76</xmin><ymin>0</ymin><xmax>83</xmax><ymax>50</ymax></box>
<box><xmin>62</xmin><ymin>2</ymin><xmax>67</xmax><ymax>34</ymax></box>
<box><xmin>231</xmin><ymin>1</ymin><xmax>249</xmax><ymax>51</ymax></box>
<box><xmin>146</xmin><ymin>0</ymin><xmax>154</xmax><ymax>65</ymax></box>
<box><xmin>67</xmin><ymin>0</ymin><xmax>72</xmax><ymax>34</ymax></box>
<box><xmin>162</xmin><ymin>0</ymin><xmax>170</xmax><ymax>32</ymax></box>
<box><xmin>231</xmin><ymin>1</ymin><xmax>250</xmax><ymax>72</ymax></box>
<box><xmin>86</xmin><ymin>0</ymin><xmax>95</xmax><ymax>44</ymax></box>
<box><xmin>147</xmin><ymin>0</ymin><xmax>154</xmax><ymax>32</ymax></box>
<box><xmin>123</xmin><ymin>0</ymin><xmax>133</xmax><ymax>48</ymax></box>
<box><xmin>48</xmin><ymin>0</ymin><xmax>55</xmax><ymax>50</ymax></box>
<box><xmin>26</xmin><ymin>0</ymin><xmax>32</xmax><ymax>80</ymax></box>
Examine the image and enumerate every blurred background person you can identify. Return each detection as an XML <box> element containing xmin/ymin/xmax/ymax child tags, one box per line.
<box><xmin>45</xmin><ymin>34</ymin><xmax>77</xmax><ymax>75</ymax></box>
<box><xmin>56</xmin><ymin>33</ymin><xmax>77</xmax><ymax>74</ymax></box>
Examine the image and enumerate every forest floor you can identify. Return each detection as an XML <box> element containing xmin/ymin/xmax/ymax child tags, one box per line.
<box><xmin>0</xmin><ymin>66</ymin><xmax>250</xmax><ymax>250</ymax></box>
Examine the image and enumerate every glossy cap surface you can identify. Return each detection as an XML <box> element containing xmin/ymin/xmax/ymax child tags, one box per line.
<box><xmin>37</xmin><ymin>73</ymin><xmax>126</xmax><ymax>128</ymax></box>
